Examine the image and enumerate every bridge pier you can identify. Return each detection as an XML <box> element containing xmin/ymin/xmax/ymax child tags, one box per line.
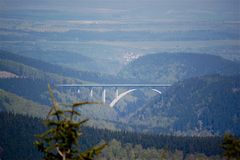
<box><xmin>59</xmin><ymin>84</ymin><xmax>171</xmax><ymax>107</ymax></box>
<box><xmin>90</xmin><ymin>89</ymin><xmax>93</xmax><ymax>97</ymax></box>
<box><xmin>110</xmin><ymin>89</ymin><xmax>137</xmax><ymax>108</ymax></box>
<box><xmin>115</xmin><ymin>89</ymin><xmax>119</xmax><ymax>98</ymax></box>
<box><xmin>102</xmin><ymin>89</ymin><xmax>106</xmax><ymax>104</ymax></box>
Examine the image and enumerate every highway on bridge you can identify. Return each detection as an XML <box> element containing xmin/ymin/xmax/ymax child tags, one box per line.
<box><xmin>56</xmin><ymin>83</ymin><xmax>171</xmax><ymax>107</ymax></box>
<box><xmin>56</xmin><ymin>84</ymin><xmax>172</xmax><ymax>87</ymax></box>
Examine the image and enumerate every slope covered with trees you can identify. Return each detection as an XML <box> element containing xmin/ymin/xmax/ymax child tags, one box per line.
<box><xmin>0</xmin><ymin>89</ymin><xmax>49</xmax><ymax>117</ymax></box>
<box><xmin>0</xmin><ymin>78</ymin><xmax>119</xmax><ymax>129</ymax></box>
<box><xmin>129</xmin><ymin>74</ymin><xmax>240</xmax><ymax>135</ymax></box>
<box><xmin>0</xmin><ymin>50</ymin><xmax>127</xmax><ymax>83</ymax></box>
<box><xmin>119</xmin><ymin>53</ymin><xmax>240</xmax><ymax>83</ymax></box>
<box><xmin>0</xmin><ymin>59</ymin><xmax>78</xmax><ymax>83</ymax></box>
<box><xmin>1</xmin><ymin>51</ymin><xmax>239</xmax><ymax>135</ymax></box>
<box><xmin>0</xmin><ymin>112</ymin><xmax>223</xmax><ymax>160</ymax></box>
<box><xmin>97</xmin><ymin>139</ymin><xmax>224</xmax><ymax>160</ymax></box>
<box><xmin>0</xmin><ymin>78</ymin><xmax>52</xmax><ymax>105</ymax></box>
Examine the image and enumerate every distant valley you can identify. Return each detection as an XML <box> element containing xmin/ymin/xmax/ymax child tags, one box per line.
<box><xmin>0</xmin><ymin>51</ymin><xmax>239</xmax><ymax>136</ymax></box>
<box><xmin>1</xmin><ymin>1</ymin><xmax>239</xmax><ymax>159</ymax></box>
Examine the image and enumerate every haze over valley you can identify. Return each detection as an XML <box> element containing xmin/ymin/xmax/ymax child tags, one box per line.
<box><xmin>0</xmin><ymin>0</ymin><xmax>240</xmax><ymax>159</ymax></box>
<box><xmin>1</xmin><ymin>0</ymin><xmax>240</xmax><ymax>74</ymax></box>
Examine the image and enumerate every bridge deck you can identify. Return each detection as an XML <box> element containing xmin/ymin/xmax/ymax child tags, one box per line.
<box><xmin>56</xmin><ymin>84</ymin><xmax>172</xmax><ymax>87</ymax></box>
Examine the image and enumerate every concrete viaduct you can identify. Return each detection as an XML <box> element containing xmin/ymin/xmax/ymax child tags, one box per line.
<box><xmin>56</xmin><ymin>84</ymin><xmax>171</xmax><ymax>107</ymax></box>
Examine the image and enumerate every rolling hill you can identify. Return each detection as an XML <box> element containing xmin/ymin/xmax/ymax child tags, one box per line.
<box><xmin>128</xmin><ymin>74</ymin><xmax>240</xmax><ymax>135</ymax></box>
<box><xmin>0</xmin><ymin>51</ymin><xmax>122</xmax><ymax>130</ymax></box>
<box><xmin>0</xmin><ymin>50</ymin><xmax>126</xmax><ymax>83</ymax></box>
<box><xmin>0</xmin><ymin>59</ymin><xmax>79</xmax><ymax>83</ymax></box>
<box><xmin>1</xmin><ymin>51</ymin><xmax>239</xmax><ymax>135</ymax></box>
<box><xmin>0</xmin><ymin>89</ymin><xmax>49</xmax><ymax>118</ymax></box>
<box><xmin>118</xmin><ymin>53</ymin><xmax>240</xmax><ymax>83</ymax></box>
<box><xmin>19</xmin><ymin>50</ymin><xmax>122</xmax><ymax>75</ymax></box>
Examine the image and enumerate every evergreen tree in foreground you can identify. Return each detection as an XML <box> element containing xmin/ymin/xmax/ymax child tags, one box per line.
<box><xmin>34</xmin><ymin>85</ymin><xmax>107</xmax><ymax>160</ymax></box>
<box><xmin>222</xmin><ymin>134</ymin><xmax>240</xmax><ymax>160</ymax></box>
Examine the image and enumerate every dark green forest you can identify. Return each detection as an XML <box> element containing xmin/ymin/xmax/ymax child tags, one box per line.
<box><xmin>129</xmin><ymin>74</ymin><xmax>240</xmax><ymax>135</ymax></box>
<box><xmin>0</xmin><ymin>112</ymin><xmax>223</xmax><ymax>160</ymax></box>
<box><xmin>1</xmin><ymin>0</ymin><xmax>240</xmax><ymax>159</ymax></box>
<box><xmin>119</xmin><ymin>53</ymin><xmax>240</xmax><ymax>83</ymax></box>
<box><xmin>0</xmin><ymin>50</ymin><xmax>127</xmax><ymax>83</ymax></box>
<box><xmin>0</xmin><ymin>51</ymin><xmax>239</xmax><ymax>159</ymax></box>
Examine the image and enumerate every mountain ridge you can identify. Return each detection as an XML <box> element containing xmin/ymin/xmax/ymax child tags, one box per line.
<box><xmin>0</xmin><ymin>89</ymin><xmax>49</xmax><ymax>118</ymax></box>
<box><xmin>128</xmin><ymin>74</ymin><xmax>240</xmax><ymax>135</ymax></box>
<box><xmin>119</xmin><ymin>53</ymin><xmax>240</xmax><ymax>83</ymax></box>
<box><xmin>0</xmin><ymin>50</ymin><xmax>128</xmax><ymax>83</ymax></box>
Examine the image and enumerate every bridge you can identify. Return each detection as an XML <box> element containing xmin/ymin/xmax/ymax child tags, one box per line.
<box><xmin>56</xmin><ymin>84</ymin><xmax>171</xmax><ymax>107</ymax></box>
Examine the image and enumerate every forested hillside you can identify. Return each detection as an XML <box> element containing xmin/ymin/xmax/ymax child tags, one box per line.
<box><xmin>97</xmin><ymin>139</ymin><xmax>223</xmax><ymax>160</ymax></box>
<box><xmin>0</xmin><ymin>112</ymin><xmax>223</xmax><ymax>160</ymax></box>
<box><xmin>0</xmin><ymin>78</ymin><xmax>51</xmax><ymax>105</ymax></box>
<box><xmin>1</xmin><ymin>0</ymin><xmax>239</xmax><ymax>159</ymax></box>
<box><xmin>0</xmin><ymin>59</ymin><xmax>78</xmax><ymax>83</ymax></box>
<box><xmin>0</xmin><ymin>50</ymin><xmax>127</xmax><ymax>83</ymax></box>
<box><xmin>129</xmin><ymin>74</ymin><xmax>240</xmax><ymax>135</ymax></box>
<box><xmin>119</xmin><ymin>53</ymin><xmax>240</xmax><ymax>83</ymax></box>
<box><xmin>0</xmin><ymin>89</ymin><xmax>48</xmax><ymax>117</ymax></box>
<box><xmin>0</xmin><ymin>78</ymin><xmax>119</xmax><ymax>130</ymax></box>
<box><xmin>1</xmin><ymin>52</ymin><xmax>239</xmax><ymax>135</ymax></box>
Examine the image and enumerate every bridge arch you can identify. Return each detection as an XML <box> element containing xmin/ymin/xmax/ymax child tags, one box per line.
<box><xmin>152</xmin><ymin>88</ymin><xmax>163</xmax><ymax>106</ymax></box>
<box><xmin>56</xmin><ymin>83</ymin><xmax>170</xmax><ymax>108</ymax></box>
<box><xmin>151</xmin><ymin>89</ymin><xmax>162</xmax><ymax>95</ymax></box>
<box><xmin>110</xmin><ymin>88</ymin><xmax>163</xmax><ymax>108</ymax></box>
<box><xmin>109</xmin><ymin>89</ymin><xmax>137</xmax><ymax>107</ymax></box>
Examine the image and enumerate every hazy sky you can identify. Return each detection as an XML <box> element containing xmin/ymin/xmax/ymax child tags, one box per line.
<box><xmin>1</xmin><ymin>0</ymin><xmax>239</xmax><ymax>19</ymax></box>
